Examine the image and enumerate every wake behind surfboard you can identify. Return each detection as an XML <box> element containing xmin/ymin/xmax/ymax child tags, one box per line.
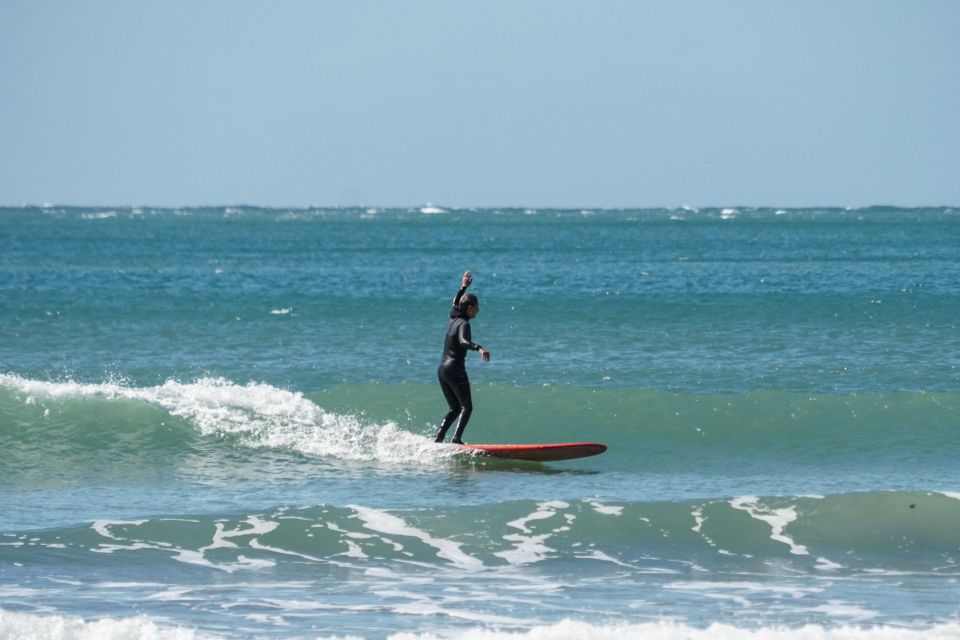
<box><xmin>457</xmin><ymin>442</ymin><xmax>607</xmax><ymax>462</ymax></box>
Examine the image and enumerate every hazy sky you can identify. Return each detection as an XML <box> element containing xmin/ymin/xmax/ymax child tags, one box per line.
<box><xmin>2</xmin><ymin>1</ymin><xmax>958</xmax><ymax>208</ymax></box>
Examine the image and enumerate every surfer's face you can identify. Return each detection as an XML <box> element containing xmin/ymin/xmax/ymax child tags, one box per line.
<box><xmin>467</xmin><ymin>303</ymin><xmax>479</xmax><ymax>319</ymax></box>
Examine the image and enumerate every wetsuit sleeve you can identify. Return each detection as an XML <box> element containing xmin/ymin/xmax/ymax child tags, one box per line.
<box><xmin>450</xmin><ymin>286</ymin><xmax>468</xmax><ymax>317</ymax></box>
<box><xmin>457</xmin><ymin>320</ymin><xmax>483</xmax><ymax>352</ymax></box>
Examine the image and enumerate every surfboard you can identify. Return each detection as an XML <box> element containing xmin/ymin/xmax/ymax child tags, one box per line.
<box><xmin>458</xmin><ymin>442</ymin><xmax>607</xmax><ymax>462</ymax></box>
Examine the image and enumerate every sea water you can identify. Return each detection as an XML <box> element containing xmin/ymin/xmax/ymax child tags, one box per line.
<box><xmin>1</xmin><ymin>206</ymin><xmax>959</xmax><ymax>639</ymax></box>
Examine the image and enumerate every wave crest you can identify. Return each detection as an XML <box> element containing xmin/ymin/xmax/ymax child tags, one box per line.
<box><xmin>0</xmin><ymin>374</ymin><xmax>453</xmax><ymax>466</ymax></box>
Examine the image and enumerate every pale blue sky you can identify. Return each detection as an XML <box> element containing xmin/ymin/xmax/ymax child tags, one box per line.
<box><xmin>2</xmin><ymin>1</ymin><xmax>958</xmax><ymax>208</ymax></box>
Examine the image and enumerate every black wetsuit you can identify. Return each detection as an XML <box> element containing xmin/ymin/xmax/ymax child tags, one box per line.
<box><xmin>435</xmin><ymin>287</ymin><xmax>484</xmax><ymax>444</ymax></box>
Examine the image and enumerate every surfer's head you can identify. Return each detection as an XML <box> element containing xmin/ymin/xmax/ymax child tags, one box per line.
<box><xmin>459</xmin><ymin>293</ymin><xmax>479</xmax><ymax>318</ymax></box>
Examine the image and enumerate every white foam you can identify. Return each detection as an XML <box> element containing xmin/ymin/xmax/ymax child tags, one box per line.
<box><xmin>350</xmin><ymin>505</ymin><xmax>483</xmax><ymax>570</ymax></box>
<box><xmin>496</xmin><ymin>501</ymin><xmax>570</xmax><ymax>565</ymax></box>
<box><xmin>505</xmin><ymin>502</ymin><xmax>568</xmax><ymax>534</ymax></box>
<box><xmin>577</xmin><ymin>549</ymin><xmax>633</xmax><ymax>568</ymax></box>
<box><xmin>370</xmin><ymin>590</ymin><xmax>526</xmax><ymax>625</ymax></box>
<box><xmin>171</xmin><ymin>549</ymin><xmax>274</xmax><ymax>573</ymax></box>
<box><xmin>80</xmin><ymin>210</ymin><xmax>118</xmax><ymax>220</ymax></box>
<box><xmin>587</xmin><ymin>501</ymin><xmax>623</xmax><ymax>516</ymax></box>
<box><xmin>730</xmin><ymin>497</ymin><xmax>809</xmax><ymax>556</ymax></box>
<box><xmin>496</xmin><ymin>532</ymin><xmax>554</xmax><ymax>566</ymax></box>
<box><xmin>324</xmin><ymin>522</ymin><xmax>375</xmax><ymax>539</ymax></box>
<box><xmin>691</xmin><ymin>507</ymin><xmax>706</xmax><ymax>534</ymax></box>
<box><xmin>269</xmin><ymin>308</ymin><xmax>292</xmax><ymax>315</ymax></box>
<box><xmin>665</xmin><ymin>580</ymin><xmax>823</xmax><ymax>599</ymax></box>
<box><xmin>338</xmin><ymin>539</ymin><xmax>368</xmax><ymax>559</ymax></box>
<box><xmin>92</xmin><ymin>520</ymin><xmax>148</xmax><ymax>541</ymax></box>
<box><xmin>320</xmin><ymin>523</ymin><xmax>372</xmax><ymax>558</ymax></box>
<box><xmin>690</xmin><ymin>505</ymin><xmax>728</xmax><ymax>554</ymax></box>
<box><xmin>92</xmin><ymin>542</ymin><xmax>159</xmax><ymax>554</ymax></box>
<box><xmin>89</xmin><ymin>512</ymin><xmax>282</xmax><ymax>573</ymax></box>
<box><xmin>248</xmin><ymin>538</ymin><xmax>325</xmax><ymax>562</ymax></box>
<box><xmin>168</xmin><ymin>515</ymin><xmax>278</xmax><ymax>572</ymax></box>
<box><xmin>0</xmin><ymin>609</ymin><xmax>215</xmax><ymax>639</ymax></box>
<box><xmin>204</xmin><ymin>516</ymin><xmax>278</xmax><ymax>551</ymax></box>
<box><xmin>381</xmin><ymin>620</ymin><xmax>960</xmax><ymax>640</ymax></box>
<box><xmin>815</xmin><ymin>556</ymin><xmax>844</xmax><ymax>571</ymax></box>
<box><xmin>364</xmin><ymin>567</ymin><xmax>400</xmax><ymax>578</ymax></box>
<box><xmin>801</xmin><ymin>601</ymin><xmax>878</xmax><ymax>620</ymax></box>
<box><xmin>144</xmin><ymin>588</ymin><xmax>203</xmax><ymax>602</ymax></box>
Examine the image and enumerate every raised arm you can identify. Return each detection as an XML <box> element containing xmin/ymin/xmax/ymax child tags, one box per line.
<box><xmin>452</xmin><ymin>270</ymin><xmax>473</xmax><ymax>308</ymax></box>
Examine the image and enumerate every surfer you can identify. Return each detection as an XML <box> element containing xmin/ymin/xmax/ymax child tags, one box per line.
<box><xmin>435</xmin><ymin>270</ymin><xmax>490</xmax><ymax>444</ymax></box>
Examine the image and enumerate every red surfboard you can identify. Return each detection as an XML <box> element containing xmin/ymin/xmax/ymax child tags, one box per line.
<box><xmin>458</xmin><ymin>442</ymin><xmax>607</xmax><ymax>462</ymax></box>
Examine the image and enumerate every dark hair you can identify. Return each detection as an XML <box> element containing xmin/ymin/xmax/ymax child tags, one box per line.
<box><xmin>458</xmin><ymin>293</ymin><xmax>478</xmax><ymax>312</ymax></box>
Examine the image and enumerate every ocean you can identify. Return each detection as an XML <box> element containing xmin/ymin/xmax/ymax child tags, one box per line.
<box><xmin>1</xmin><ymin>205</ymin><xmax>959</xmax><ymax>639</ymax></box>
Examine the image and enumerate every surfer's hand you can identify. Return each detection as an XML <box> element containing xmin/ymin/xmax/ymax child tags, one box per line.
<box><xmin>479</xmin><ymin>348</ymin><xmax>490</xmax><ymax>362</ymax></box>
<box><xmin>461</xmin><ymin>271</ymin><xmax>472</xmax><ymax>288</ymax></box>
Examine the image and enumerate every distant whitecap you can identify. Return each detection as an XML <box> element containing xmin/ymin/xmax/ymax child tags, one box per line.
<box><xmin>81</xmin><ymin>210</ymin><xmax>117</xmax><ymax>220</ymax></box>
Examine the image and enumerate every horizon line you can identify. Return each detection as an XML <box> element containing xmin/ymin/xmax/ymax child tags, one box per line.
<box><xmin>3</xmin><ymin>202</ymin><xmax>958</xmax><ymax>211</ymax></box>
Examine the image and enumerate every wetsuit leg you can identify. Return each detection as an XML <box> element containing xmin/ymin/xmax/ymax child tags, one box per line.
<box><xmin>435</xmin><ymin>372</ymin><xmax>461</xmax><ymax>442</ymax></box>
<box><xmin>436</xmin><ymin>365</ymin><xmax>473</xmax><ymax>444</ymax></box>
<box><xmin>450</xmin><ymin>377</ymin><xmax>473</xmax><ymax>444</ymax></box>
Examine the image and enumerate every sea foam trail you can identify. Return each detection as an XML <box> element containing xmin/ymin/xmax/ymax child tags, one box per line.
<box><xmin>10</xmin><ymin>496</ymin><xmax>959</xmax><ymax>576</ymax></box>
<box><xmin>0</xmin><ymin>374</ymin><xmax>454</xmax><ymax>466</ymax></box>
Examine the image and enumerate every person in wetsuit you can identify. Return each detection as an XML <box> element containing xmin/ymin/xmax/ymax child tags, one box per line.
<box><xmin>435</xmin><ymin>271</ymin><xmax>490</xmax><ymax>444</ymax></box>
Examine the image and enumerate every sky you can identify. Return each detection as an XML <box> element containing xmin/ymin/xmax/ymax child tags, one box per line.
<box><xmin>1</xmin><ymin>1</ymin><xmax>958</xmax><ymax>208</ymax></box>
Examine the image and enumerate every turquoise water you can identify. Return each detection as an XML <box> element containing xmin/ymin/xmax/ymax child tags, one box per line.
<box><xmin>1</xmin><ymin>206</ymin><xmax>959</xmax><ymax>639</ymax></box>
